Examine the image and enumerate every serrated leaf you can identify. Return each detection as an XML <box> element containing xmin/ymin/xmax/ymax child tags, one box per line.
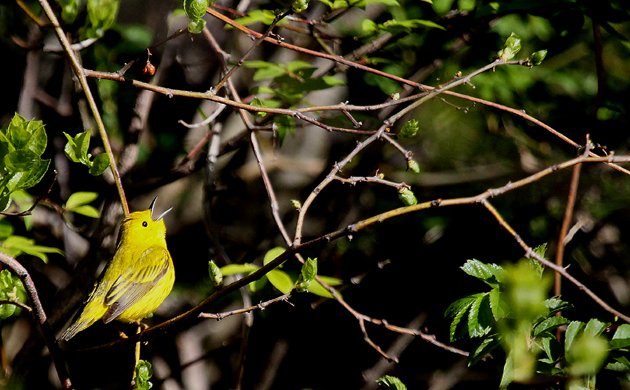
<box><xmin>584</xmin><ymin>318</ymin><xmax>607</xmax><ymax>337</ymax></box>
<box><xmin>565</xmin><ymin>321</ymin><xmax>585</xmax><ymax>354</ymax></box>
<box><xmin>533</xmin><ymin>316</ymin><xmax>569</xmax><ymax>337</ymax></box>
<box><xmin>468</xmin><ymin>336</ymin><xmax>500</xmax><ymax>366</ymax></box>
<box><xmin>65</xmin><ymin>191</ymin><xmax>99</xmax><ymax>210</ymax></box>
<box><xmin>489</xmin><ymin>288</ymin><xmax>508</xmax><ymax>320</ymax></box>
<box><xmin>445</xmin><ymin>295</ymin><xmax>477</xmax><ymax>341</ymax></box>
<box><xmin>376</xmin><ymin>375</ymin><xmax>407</xmax><ymax>390</ymax></box>
<box><xmin>606</xmin><ymin>356</ymin><xmax>630</xmax><ymax>372</ymax></box>
<box><xmin>611</xmin><ymin>324</ymin><xmax>630</xmax><ymax>350</ymax></box>
<box><xmin>267</xmin><ymin>269</ymin><xmax>294</xmax><ymax>294</ymax></box>
<box><xmin>467</xmin><ymin>293</ymin><xmax>492</xmax><ymax>338</ymax></box>
<box><xmin>460</xmin><ymin>259</ymin><xmax>504</xmax><ymax>285</ymax></box>
<box><xmin>544</xmin><ymin>296</ymin><xmax>572</xmax><ymax>315</ymax></box>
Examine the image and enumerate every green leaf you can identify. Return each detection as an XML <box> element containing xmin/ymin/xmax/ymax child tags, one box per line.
<box><xmin>606</xmin><ymin>356</ymin><xmax>630</xmax><ymax>373</ymax></box>
<box><xmin>398</xmin><ymin>188</ymin><xmax>417</xmax><ymax>206</ymax></box>
<box><xmin>530</xmin><ymin>50</ymin><xmax>547</xmax><ymax>66</ymax></box>
<box><xmin>292</xmin><ymin>0</ymin><xmax>309</xmax><ymax>13</ymax></box>
<box><xmin>183</xmin><ymin>0</ymin><xmax>209</xmax><ymax>21</ymax></box>
<box><xmin>320</xmin><ymin>0</ymin><xmax>398</xmax><ymax>9</ymax></box>
<box><xmin>234</xmin><ymin>9</ymin><xmax>277</xmax><ymax>26</ymax></box>
<box><xmin>0</xmin><ymin>269</ymin><xmax>27</xmax><ymax>320</ymax></box>
<box><xmin>6</xmin><ymin>114</ymin><xmax>31</xmax><ymax>149</ymax></box>
<box><xmin>445</xmin><ymin>295</ymin><xmax>477</xmax><ymax>341</ymax></box>
<box><xmin>460</xmin><ymin>259</ymin><xmax>504</xmax><ymax>286</ymax></box>
<box><xmin>468</xmin><ymin>336</ymin><xmax>500</xmax><ymax>366</ymax></box>
<box><xmin>544</xmin><ymin>296</ymin><xmax>572</xmax><ymax>315</ymax></box>
<box><xmin>467</xmin><ymin>293</ymin><xmax>492</xmax><ymax>338</ymax></box>
<box><xmin>63</xmin><ymin>131</ymin><xmax>91</xmax><ymax>164</ymax></box>
<box><xmin>220</xmin><ymin>263</ymin><xmax>260</xmax><ymax>276</ymax></box>
<box><xmin>274</xmin><ymin>115</ymin><xmax>296</xmax><ymax>146</ymax></box>
<box><xmin>533</xmin><ymin>315</ymin><xmax>569</xmax><ymax>337</ymax></box>
<box><xmin>583</xmin><ymin>318</ymin><xmax>607</xmax><ymax>337</ymax></box>
<box><xmin>377</xmin><ymin>18</ymin><xmax>445</xmax><ymax>34</ymax></box>
<box><xmin>188</xmin><ymin>18</ymin><xmax>206</xmax><ymax>33</ymax></box>
<box><xmin>267</xmin><ymin>269</ymin><xmax>294</xmax><ymax>294</ymax></box>
<box><xmin>0</xmin><ymin>220</ymin><xmax>14</xmax><ymax>239</ymax></box>
<box><xmin>13</xmin><ymin>159</ymin><xmax>49</xmax><ymax>191</ymax></box>
<box><xmin>376</xmin><ymin>375</ymin><xmax>407</xmax><ymax>390</ymax></box>
<box><xmin>134</xmin><ymin>360</ymin><xmax>153</xmax><ymax>390</ymax></box>
<box><xmin>65</xmin><ymin>191</ymin><xmax>99</xmax><ymax>210</ymax></box>
<box><xmin>565</xmin><ymin>321</ymin><xmax>585</xmax><ymax>355</ymax></box>
<box><xmin>263</xmin><ymin>247</ymin><xmax>286</xmax><ymax>265</ymax></box>
<box><xmin>71</xmin><ymin>205</ymin><xmax>100</xmax><ymax>218</ymax></box>
<box><xmin>4</xmin><ymin>150</ymin><xmax>39</xmax><ymax>172</ymax></box>
<box><xmin>89</xmin><ymin>153</ymin><xmax>110</xmax><ymax>175</ymax></box>
<box><xmin>488</xmin><ymin>288</ymin><xmax>508</xmax><ymax>320</ymax></box>
<box><xmin>610</xmin><ymin>324</ymin><xmax>630</xmax><ymax>350</ymax></box>
<box><xmin>305</xmin><ymin>275</ymin><xmax>342</xmax><ymax>298</ymax></box>
<box><xmin>59</xmin><ymin>0</ymin><xmax>80</xmax><ymax>23</ymax></box>
<box><xmin>245</xmin><ymin>61</ymin><xmax>287</xmax><ymax>80</ymax></box>
<box><xmin>407</xmin><ymin>159</ymin><xmax>420</xmax><ymax>174</ymax></box>
<box><xmin>399</xmin><ymin>119</ymin><xmax>420</xmax><ymax>138</ymax></box>
<box><xmin>24</xmin><ymin>124</ymin><xmax>47</xmax><ymax>156</ymax></box>
<box><xmin>208</xmin><ymin>260</ymin><xmax>223</xmax><ymax>287</ymax></box>
<box><xmin>296</xmin><ymin>257</ymin><xmax>317</xmax><ymax>292</ymax></box>
<box><xmin>86</xmin><ymin>0</ymin><xmax>120</xmax><ymax>38</ymax></box>
<box><xmin>0</xmin><ymin>236</ymin><xmax>63</xmax><ymax>263</ymax></box>
<box><xmin>498</xmin><ymin>32</ymin><xmax>522</xmax><ymax>61</ymax></box>
<box><xmin>566</xmin><ymin>332</ymin><xmax>608</xmax><ymax>376</ymax></box>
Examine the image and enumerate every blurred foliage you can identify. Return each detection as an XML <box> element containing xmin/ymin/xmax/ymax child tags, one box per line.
<box><xmin>446</xmin><ymin>250</ymin><xmax>630</xmax><ymax>388</ymax></box>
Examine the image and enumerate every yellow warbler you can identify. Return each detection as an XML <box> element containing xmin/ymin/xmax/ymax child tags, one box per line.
<box><xmin>59</xmin><ymin>197</ymin><xmax>174</xmax><ymax>341</ymax></box>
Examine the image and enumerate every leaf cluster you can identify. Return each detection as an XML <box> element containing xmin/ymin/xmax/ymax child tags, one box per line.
<box><xmin>445</xmin><ymin>248</ymin><xmax>630</xmax><ymax>387</ymax></box>
<box><xmin>0</xmin><ymin>269</ymin><xmax>27</xmax><ymax>320</ymax></box>
<box><xmin>63</xmin><ymin>130</ymin><xmax>109</xmax><ymax>176</ymax></box>
<box><xmin>0</xmin><ymin>114</ymin><xmax>50</xmax><ymax>212</ymax></box>
<box><xmin>218</xmin><ymin>247</ymin><xmax>342</xmax><ymax>298</ymax></box>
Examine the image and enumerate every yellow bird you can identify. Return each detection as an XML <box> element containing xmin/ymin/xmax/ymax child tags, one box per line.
<box><xmin>59</xmin><ymin>197</ymin><xmax>174</xmax><ymax>341</ymax></box>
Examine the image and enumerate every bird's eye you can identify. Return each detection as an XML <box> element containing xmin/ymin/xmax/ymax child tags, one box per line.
<box><xmin>142</xmin><ymin>221</ymin><xmax>148</xmax><ymax>227</ymax></box>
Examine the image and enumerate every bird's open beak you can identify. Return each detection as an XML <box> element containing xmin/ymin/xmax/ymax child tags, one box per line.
<box><xmin>150</xmin><ymin>196</ymin><xmax>173</xmax><ymax>221</ymax></box>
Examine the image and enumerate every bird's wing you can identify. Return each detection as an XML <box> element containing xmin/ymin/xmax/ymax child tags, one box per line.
<box><xmin>102</xmin><ymin>246</ymin><xmax>170</xmax><ymax>323</ymax></box>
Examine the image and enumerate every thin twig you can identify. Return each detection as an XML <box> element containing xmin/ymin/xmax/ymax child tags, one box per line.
<box><xmin>199</xmin><ymin>293</ymin><xmax>292</xmax><ymax>320</ymax></box>
<box><xmin>37</xmin><ymin>0</ymin><xmax>129</xmax><ymax>215</ymax></box>
<box><xmin>554</xmin><ymin>139</ymin><xmax>591</xmax><ymax>297</ymax></box>
<box><xmin>213</xmin><ymin>9</ymin><xmax>292</xmax><ymax>93</ymax></box>
<box><xmin>0</xmin><ymin>251</ymin><xmax>72</xmax><ymax>389</ymax></box>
